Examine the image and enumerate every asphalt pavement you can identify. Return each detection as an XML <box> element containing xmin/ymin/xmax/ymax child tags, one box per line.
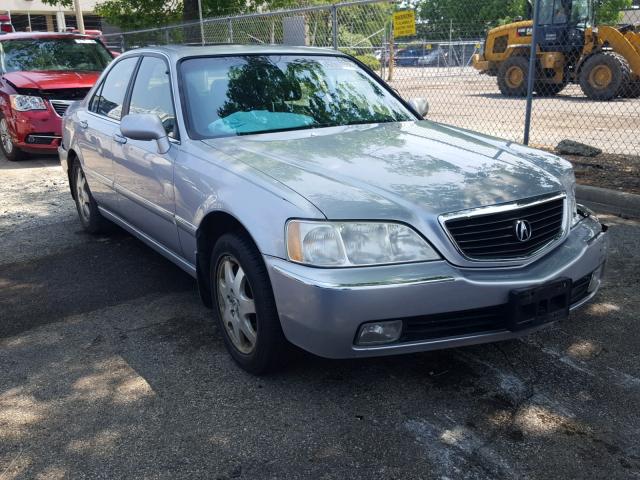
<box><xmin>1</xmin><ymin>153</ymin><xmax>639</xmax><ymax>479</ymax></box>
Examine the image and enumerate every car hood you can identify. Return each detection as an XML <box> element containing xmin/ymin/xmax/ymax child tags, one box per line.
<box><xmin>3</xmin><ymin>71</ymin><xmax>100</xmax><ymax>91</ymax></box>
<box><xmin>203</xmin><ymin>121</ymin><xmax>570</xmax><ymax>220</ymax></box>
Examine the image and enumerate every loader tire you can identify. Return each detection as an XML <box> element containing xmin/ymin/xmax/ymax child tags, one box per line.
<box><xmin>497</xmin><ymin>56</ymin><xmax>530</xmax><ymax>97</ymax></box>
<box><xmin>579</xmin><ymin>52</ymin><xmax>631</xmax><ymax>100</ymax></box>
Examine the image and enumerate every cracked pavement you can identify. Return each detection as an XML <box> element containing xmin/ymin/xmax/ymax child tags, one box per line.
<box><xmin>1</xmin><ymin>154</ymin><xmax>639</xmax><ymax>479</ymax></box>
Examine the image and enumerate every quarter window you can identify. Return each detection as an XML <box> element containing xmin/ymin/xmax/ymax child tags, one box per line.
<box><xmin>93</xmin><ymin>56</ymin><xmax>138</xmax><ymax>121</ymax></box>
<box><xmin>128</xmin><ymin>56</ymin><xmax>177</xmax><ymax>138</ymax></box>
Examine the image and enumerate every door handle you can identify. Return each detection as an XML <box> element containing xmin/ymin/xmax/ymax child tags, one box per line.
<box><xmin>79</xmin><ymin>120</ymin><xmax>88</xmax><ymax>129</ymax></box>
<box><xmin>113</xmin><ymin>133</ymin><xmax>127</xmax><ymax>144</ymax></box>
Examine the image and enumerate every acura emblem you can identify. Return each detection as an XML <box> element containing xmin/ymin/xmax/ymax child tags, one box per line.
<box><xmin>514</xmin><ymin>219</ymin><xmax>532</xmax><ymax>242</ymax></box>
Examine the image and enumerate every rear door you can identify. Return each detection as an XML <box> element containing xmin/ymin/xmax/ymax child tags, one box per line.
<box><xmin>76</xmin><ymin>56</ymin><xmax>139</xmax><ymax>209</ymax></box>
<box><xmin>112</xmin><ymin>54</ymin><xmax>181</xmax><ymax>253</ymax></box>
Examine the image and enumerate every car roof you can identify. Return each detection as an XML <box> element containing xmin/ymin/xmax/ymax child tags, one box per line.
<box><xmin>122</xmin><ymin>44</ymin><xmax>344</xmax><ymax>61</ymax></box>
<box><xmin>0</xmin><ymin>32</ymin><xmax>95</xmax><ymax>41</ymax></box>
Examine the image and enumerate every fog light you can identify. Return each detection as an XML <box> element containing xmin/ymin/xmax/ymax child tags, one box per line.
<box><xmin>356</xmin><ymin>320</ymin><xmax>403</xmax><ymax>345</ymax></box>
<box><xmin>588</xmin><ymin>264</ymin><xmax>604</xmax><ymax>293</ymax></box>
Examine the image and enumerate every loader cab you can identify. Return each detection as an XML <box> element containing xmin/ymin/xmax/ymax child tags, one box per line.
<box><xmin>533</xmin><ymin>0</ymin><xmax>594</xmax><ymax>53</ymax></box>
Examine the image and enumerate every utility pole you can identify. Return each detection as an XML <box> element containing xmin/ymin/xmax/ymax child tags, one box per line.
<box><xmin>73</xmin><ymin>0</ymin><xmax>85</xmax><ymax>33</ymax></box>
<box><xmin>388</xmin><ymin>22</ymin><xmax>394</xmax><ymax>82</ymax></box>
<box><xmin>523</xmin><ymin>0</ymin><xmax>540</xmax><ymax>145</ymax></box>
<box><xmin>197</xmin><ymin>0</ymin><xmax>205</xmax><ymax>45</ymax></box>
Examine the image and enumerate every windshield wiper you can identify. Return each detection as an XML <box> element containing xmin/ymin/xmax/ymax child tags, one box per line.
<box><xmin>234</xmin><ymin>124</ymin><xmax>318</xmax><ymax>136</ymax></box>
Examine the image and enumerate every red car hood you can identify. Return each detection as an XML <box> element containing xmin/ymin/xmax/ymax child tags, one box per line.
<box><xmin>3</xmin><ymin>71</ymin><xmax>100</xmax><ymax>90</ymax></box>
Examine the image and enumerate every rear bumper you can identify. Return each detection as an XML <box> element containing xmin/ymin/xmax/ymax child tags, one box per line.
<box><xmin>265</xmin><ymin>216</ymin><xmax>607</xmax><ymax>359</ymax></box>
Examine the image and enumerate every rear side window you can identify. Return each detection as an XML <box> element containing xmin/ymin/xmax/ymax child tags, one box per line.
<box><xmin>128</xmin><ymin>56</ymin><xmax>177</xmax><ymax>138</ymax></box>
<box><xmin>89</xmin><ymin>81</ymin><xmax>104</xmax><ymax>113</ymax></box>
<box><xmin>92</xmin><ymin>56</ymin><xmax>138</xmax><ymax>120</ymax></box>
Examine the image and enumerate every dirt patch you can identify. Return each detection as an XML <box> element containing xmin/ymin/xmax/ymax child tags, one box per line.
<box><xmin>562</xmin><ymin>153</ymin><xmax>640</xmax><ymax>196</ymax></box>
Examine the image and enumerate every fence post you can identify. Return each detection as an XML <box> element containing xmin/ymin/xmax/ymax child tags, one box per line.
<box><xmin>228</xmin><ymin>18</ymin><xmax>233</xmax><ymax>43</ymax></box>
<box><xmin>523</xmin><ymin>0</ymin><xmax>540</xmax><ymax>145</ymax></box>
<box><xmin>331</xmin><ymin>5</ymin><xmax>338</xmax><ymax>50</ymax></box>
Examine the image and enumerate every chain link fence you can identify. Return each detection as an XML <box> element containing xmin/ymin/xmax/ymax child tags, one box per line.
<box><xmin>102</xmin><ymin>0</ymin><xmax>640</xmax><ymax>158</ymax></box>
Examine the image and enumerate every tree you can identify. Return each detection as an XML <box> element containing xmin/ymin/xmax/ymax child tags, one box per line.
<box><xmin>415</xmin><ymin>0</ymin><xmax>633</xmax><ymax>39</ymax></box>
<box><xmin>596</xmin><ymin>0</ymin><xmax>633</xmax><ymax>23</ymax></box>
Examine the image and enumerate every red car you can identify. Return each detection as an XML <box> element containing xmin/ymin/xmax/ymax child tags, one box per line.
<box><xmin>0</xmin><ymin>32</ymin><xmax>113</xmax><ymax>161</ymax></box>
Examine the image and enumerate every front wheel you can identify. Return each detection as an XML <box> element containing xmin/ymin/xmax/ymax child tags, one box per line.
<box><xmin>0</xmin><ymin>117</ymin><xmax>26</xmax><ymax>161</ymax></box>
<box><xmin>210</xmin><ymin>232</ymin><xmax>288</xmax><ymax>375</ymax></box>
<box><xmin>497</xmin><ymin>56</ymin><xmax>530</xmax><ymax>97</ymax></box>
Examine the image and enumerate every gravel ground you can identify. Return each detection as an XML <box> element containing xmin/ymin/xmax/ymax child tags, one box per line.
<box><xmin>564</xmin><ymin>153</ymin><xmax>640</xmax><ymax>196</ymax></box>
<box><xmin>1</xmin><ymin>153</ymin><xmax>640</xmax><ymax>480</ymax></box>
<box><xmin>388</xmin><ymin>67</ymin><xmax>640</xmax><ymax>157</ymax></box>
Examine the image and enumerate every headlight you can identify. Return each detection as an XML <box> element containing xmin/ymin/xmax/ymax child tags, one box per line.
<box><xmin>10</xmin><ymin>94</ymin><xmax>47</xmax><ymax>112</ymax></box>
<box><xmin>559</xmin><ymin>169</ymin><xmax>579</xmax><ymax>227</ymax></box>
<box><xmin>286</xmin><ymin>220</ymin><xmax>440</xmax><ymax>267</ymax></box>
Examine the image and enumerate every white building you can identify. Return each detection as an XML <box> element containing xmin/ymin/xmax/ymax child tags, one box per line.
<box><xmin>3</xmin><ymin>0</ymin><xmax>102</xmax><ymax>33</ymax></box>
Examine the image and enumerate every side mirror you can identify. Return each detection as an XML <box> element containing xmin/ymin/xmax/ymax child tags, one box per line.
<box><xmin>120</xmin><ymin>113</ymin><xmax>170</xmax><ymax>154</ymax></box>
<box><xmin>408</xmin><ymin>98</ymin><xmax>429</xmax><ymax>118</ymax></box>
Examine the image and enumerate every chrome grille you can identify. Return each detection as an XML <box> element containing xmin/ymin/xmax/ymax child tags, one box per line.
<box><xmin>443</xmin><ymin>195</ymin><xmax>565</xmax><ymax>260</ymax></box>
<box><xmin>50</xmin><ymin>100</ymin><xmax>72</xmax><ymax>117</ymax></box>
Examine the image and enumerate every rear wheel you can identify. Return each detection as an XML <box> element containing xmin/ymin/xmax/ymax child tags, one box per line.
<box><xmin>72</xmin><ymin>162</ymin><xmax>108</xmax><ymax>233</ymax></box>
<box><xmin>579</xmin><ymin>52</ymin><xmax>630</xmax><ymax>100</ymax></box>
<box><xmin>497</xmin><ymin>56</ymin><xmax>530</xmax><ymax>97</ymax></box>
<box><xmin>0</xmin><ymin>117</ymin><xmax>26</xmax><ymax>162</ymax></box>
<box><xmin>210</xmin><ymin>232</ymin><xmax>288</xmax><ymax>375</ymax></box>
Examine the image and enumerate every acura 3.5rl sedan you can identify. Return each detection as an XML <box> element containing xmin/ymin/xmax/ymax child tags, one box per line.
<box><xmin>59</xmin><ymin>45</ymin><xmax>607</xmax><ymax>374</ymax></box>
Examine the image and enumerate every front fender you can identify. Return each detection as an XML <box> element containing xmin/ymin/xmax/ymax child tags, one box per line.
<box><xmin>174</xmin><ymin>141</ymin><xmax>324</xmax><ymax>265</ymax></box>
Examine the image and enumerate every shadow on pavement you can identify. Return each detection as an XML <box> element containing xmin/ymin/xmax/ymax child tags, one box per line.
<box><xmin>0</xmin><ymin>153</ymin><xmax>60</xmax><ymax>171</ymax></box>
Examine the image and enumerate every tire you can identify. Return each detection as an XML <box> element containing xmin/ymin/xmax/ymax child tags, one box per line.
<box><xmin>579</xmin><ymin>52</ymin><xmax>631</xmax><ymax>101</ymax></box>
<box><xmin>210</xmin><ymin>232</ymin><xmax>288</xmax><ymax>375</ymax></box>
<box><xmin>71</xmin><ymin>162</ymin><xmax>108</xmax><ymax>233</ymax></box>
<box><xmin>0</xmin><ymin>116</ymin><xmax>26</xmax><ymax>161</ymax></box>
<box><xmin>497</xmin><ymin>56</ymin><xmax>530</xmax><ymax>97</ymax></box>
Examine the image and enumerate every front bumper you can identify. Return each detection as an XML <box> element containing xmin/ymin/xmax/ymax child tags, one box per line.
<box><xmin>265</xmin><ymin>216</ymin><xmax>607</xmax><ymax>359</ymax></box>
<box><xmin>7</xmin><ymin>108</ymin><xmax>62</xmax><ymax>154</ymax></box>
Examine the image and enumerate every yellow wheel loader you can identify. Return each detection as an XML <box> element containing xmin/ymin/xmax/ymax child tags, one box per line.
<box><xmin>472</xmin><ymin>0</ymin><xmax>640</xmax><ymax>100</ymax></box>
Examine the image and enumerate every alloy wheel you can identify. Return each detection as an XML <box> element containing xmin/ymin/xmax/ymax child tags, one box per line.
<box><xmin>75</xmin><ymin>167</ymin><xmax>91</xmax><ymax>223</ymax></box>
<box><xmin>0</xmin><ymin>118</ymin><xmax>13</xmax><ymax>154</ymax></box>
<box><xmin>216</xmin><ymin>255</ymin><xmax>258</xmax><ymax>354</ymax></box>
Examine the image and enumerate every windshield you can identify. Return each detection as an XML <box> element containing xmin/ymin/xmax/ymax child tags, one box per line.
<box><xmin>0</xmin><ymin>38</ymin><xmax>112</xmax><ymax>73</ymax></box>
<box><xmin>180</xmin><ymin>55</ymin><xmax>415</xmax><ymax>139</ymax></box>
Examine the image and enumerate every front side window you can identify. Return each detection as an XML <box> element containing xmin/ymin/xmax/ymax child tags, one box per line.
<box><xmin>0</xmin><ymin>38</ymin><xmax>112</xmax><ymax>73</ymax></box>
<box><xmin>180</xmin><ymin>55</ymin><xmax>415</xmax><ymax>139</ymax></box>
<box><xmin>128</xmin><ymin>56</ymin><xmax>177</xmax><ymax>138</ymax></box>
<box><xmin>92</xmin><ymin>57</ymin><xmax>138</xmax><ymax>121</ymax></box>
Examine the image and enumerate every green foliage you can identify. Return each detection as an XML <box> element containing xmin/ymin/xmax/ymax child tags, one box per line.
<box><xmin>354</xmin><ymin>54</ymin><xmax>381</xmax><ymax>71</ymax></box>
<box><xmin>416</xmin><ymin>0</ymin><xmax>528</xmax><ymax>39</ymax></box>
<box><xmin>595</xmin><ymin>0</ymin><xmax>633</xmax><ymax>24</ymax></box>
<box><xmin>415</xmin><ymin>0</ymin><xmax>633</xmax><ymax>38</ymax></box>
<box><xmin>94</xmin><ymin>0</ymin><xmax>181</xmax><ymax>31</ymax></box>
<box><xmin>41</xmin><ymin>0</ymin><xmax>73</xmax><ymax>8</ymax></box>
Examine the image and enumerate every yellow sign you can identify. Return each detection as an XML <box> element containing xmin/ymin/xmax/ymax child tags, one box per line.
<box><xmin>393</xmin><ymin>10</ymin><xmax>416</xmax><ymax>38</ymax></box>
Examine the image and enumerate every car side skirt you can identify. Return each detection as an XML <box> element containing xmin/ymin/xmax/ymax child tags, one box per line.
<box><xmin>98</xmin><ymin>206</ymin><xmax>197</xmax><ymax>278</ymax></box>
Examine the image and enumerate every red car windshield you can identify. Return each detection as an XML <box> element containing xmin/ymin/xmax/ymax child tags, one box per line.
<box><xmin>1</xmin><ymin>38</ymin><xmax>112</xmax><ymax>72</ymax></box>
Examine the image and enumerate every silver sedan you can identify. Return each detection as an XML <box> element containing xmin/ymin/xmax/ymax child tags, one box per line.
<box><xmin>59</xmin><ymin>45</ymin><xmax>607</xmax><ymax>374</ymax></box>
